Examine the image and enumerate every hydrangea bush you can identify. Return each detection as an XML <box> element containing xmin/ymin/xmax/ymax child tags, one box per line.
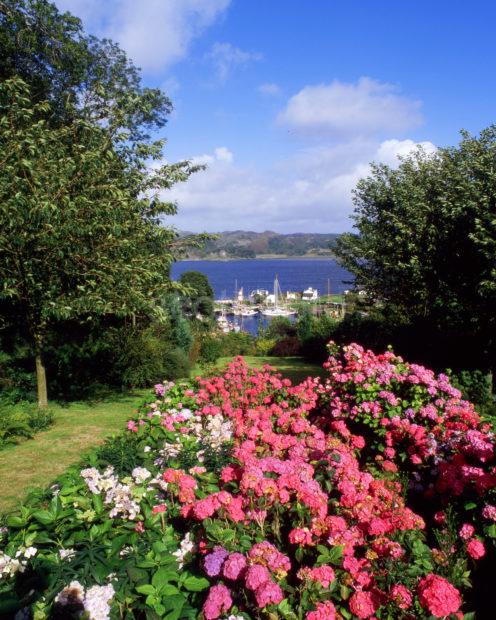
<box><xmin>0</xmin><ymin>346</ymin><xmax>494</xmax><ymax>619</ymax></box>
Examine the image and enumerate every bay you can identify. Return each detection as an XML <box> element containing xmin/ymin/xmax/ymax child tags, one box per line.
<box><xmin>171</xmin><ymin>258</ymin><xmax>353</xmax><ymax>299</ymax></box>
<box><xmin>171</xmin><ymin>258</ymin><xmax>353</xmax><ymax>336</ymax></box>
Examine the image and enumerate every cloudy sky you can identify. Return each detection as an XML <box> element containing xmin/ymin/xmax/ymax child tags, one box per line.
<box><xmin>55</xmin><ymin>0</ymin><xmax>496</xmax><ymax>233</ymax></box>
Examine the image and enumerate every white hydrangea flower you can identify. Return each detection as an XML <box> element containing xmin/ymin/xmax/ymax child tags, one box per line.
<box><xmin>172</xmin><ymin>532</ymin><xmax>195</xmax><ymax>569</ymax></box>
<box><xmin>59</xmin><ymin>548</ymin><xmax>76</xmax><ymax>561</ymax></box>
<box><xmin>105</xmin><ymin>483</ymin><xmax>140</xmax><ymax>521</ymax></box>
<box><xmin>22</xmin><ymin>546</ymin><xmax>37</xmax><ymax>559</ymax></box>
<box><xmin>0</xmin><ymin>552</ymin><xmax>22</xmax><ymax>579</ymax></box>
<box><xmin>132</xmin><ymin>467</ymin><xmax>151</xmax><ymax>484</ymax></box>
<box><xmin>84</xmin><ymin>583</ymin><xmax>115</xmax><ymax>620</ymax></box>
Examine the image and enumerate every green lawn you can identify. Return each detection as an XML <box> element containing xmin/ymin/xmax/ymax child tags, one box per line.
<box><xmin>0</xmin><ymin>390</ymin><xmax>149</xmax><ymax>513</ymax></box>
<box><xmin>0</xmin><ymin>356</ymin><xmax>324</xmax><ymax>513</ymax></box>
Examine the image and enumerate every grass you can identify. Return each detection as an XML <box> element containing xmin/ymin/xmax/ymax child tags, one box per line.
<box><xmin>0</xmin><ymin>390</ymin><xmax>149</xmax><ymax>513</ymax></box>
<box><xmin>0</xmin><ymin>356</ymin><xmax>324</xmax><ymax>513</ymax></box>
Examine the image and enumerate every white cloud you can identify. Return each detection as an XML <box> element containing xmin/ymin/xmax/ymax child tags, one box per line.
<box><xmin>278</xmin><ymin>77</ymin><xmax>423</xmax><ymax>138</ymax></box>
<box><xmin>55</xmin><ymin>0</ymin><xmax>231</xmax><ymax>73</ymax></box>
<box><xmin>165</xmin><ymin>139</ymin><xmax>436</xmax><ymax>233</ymax></box>
<box><xmin>258</xmin><ymin>82</ymin><xmax>281</xmax><ymax>96</ymax></box>
<box><xmin>206</xmin><ymin>42</ymin><xmax>263</xmax><ymax>81</ymax></box>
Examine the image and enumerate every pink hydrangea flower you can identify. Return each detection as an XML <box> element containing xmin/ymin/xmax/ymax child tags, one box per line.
<box><xmin>349</xmin><ymin>590</ymin><xmax>379</xmax><ymax>618</ymax></box>
<box><xmin>222</xmin><ymin>553</ymin><xmax>247</xmax><ymax>580</ymax></box>
<box><xmin>245</xmin><ymin>564</ymin><xmax>271</xmax><ymax>591</ymax></box>
<box><xmin>254</xmin><ymin>580</ymin><xmax>284</xmax><ymax>608</ymax></box>
<box><xmin>466</xmin><ymin>538</ymin><xmax>485</xmax><ymax>560</ymax></box>
<box><xmin>418</xmin><ymin>574</ymin><xmax>461</xmax><ymax>618</ymax></box>
<box><xmin>306</xmin><ymin>600</ymin><xmax>336</xmax><ymax>620</ymax></box>
<box><xmin>390</xmin><ymin>584</ymin><xmax>412</xmax><ymax>610</ymax></box>
<box><xmin>203</xmin><ymin>584</ymin><xmax>232</xmax><ymax>620</ymax></box>
<box><xmin>459</xmin><ymin>523</ymin><xmax>475</xmax><ymax>540</ymax></box>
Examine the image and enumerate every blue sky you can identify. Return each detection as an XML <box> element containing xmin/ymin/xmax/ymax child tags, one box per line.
<box><xmin>55</xmin><ymin>0</ymin><xmax>496</xmax><ymax>233</ymax></box>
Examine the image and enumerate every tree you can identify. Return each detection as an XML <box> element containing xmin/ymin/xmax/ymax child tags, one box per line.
<box><xmin>0</xmin><ymin>78</ymin><xmax>197</xmax><ymax>407</ymax></box>
<box><xmin>0</xmin><ymin>0</ymin><xmax>170</xmax><ymax>148</ymax></box>
<box><xmin>179</xmin><ymin>271</ymin><xmax>215</xmax><ymax>320</ymax></box>
<box><xmin>335</xmin><ymin>127</ymin><xmax>496</xmax><ymax>373</ymax></box>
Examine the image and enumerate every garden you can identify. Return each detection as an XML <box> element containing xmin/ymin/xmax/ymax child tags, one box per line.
<box><xmin>1</xmin><ymin>342</ymin><xmax>494</xmax><ymax>619</ymax></box>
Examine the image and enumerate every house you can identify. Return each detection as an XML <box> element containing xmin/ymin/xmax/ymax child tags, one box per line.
<box><xmin>286</xmin><ymin>291</ymin><xmax>299</xmax><ymax>301</ymax></box>
<box><xmin>302</xmin><ymin>287</ymin><xmax>319</xmax><ymax>301</ymax></box>
<box><xmin>249</xmin><ymin>289</ymin><xmax>269</xmax><ymax>302</ymax></box>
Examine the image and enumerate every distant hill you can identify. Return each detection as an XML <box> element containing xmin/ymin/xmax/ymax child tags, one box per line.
<box><xmin>181</xmin><ymin>230</ymin><xmax>341</xmax><ymax>259</ymax></box>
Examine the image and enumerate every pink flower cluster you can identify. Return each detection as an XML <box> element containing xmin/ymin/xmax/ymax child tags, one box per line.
<box><xmin>152</xmin><ymin>357</ymin><xmax>465</xmax><ymax>619</ymax></box>
<box><xmin>319</xmin><ymin>342</ymin><xmax>496</xmax><ymax>551</ymax></box>
<box><xmin>130</xmin><ymin>350</ymin><xmax>491</xmax><ymax>618</ymax></box>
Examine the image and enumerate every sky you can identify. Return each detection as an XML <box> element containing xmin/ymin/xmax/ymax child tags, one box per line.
<box><xmin>55</xmin><ymin>0</ymin><xmax>496</xmax><ymax>233</ymax></box>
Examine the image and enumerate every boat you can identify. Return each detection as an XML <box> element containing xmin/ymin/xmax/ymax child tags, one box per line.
<box><xmin>240</xmin><ymin>307</ymin><xmax>258</xmax><ymax>317</ymax></box>
<box><xmin>261</xmin><ymin>276</ymin><xmax>297</xmax><ymax>317</ymax></box>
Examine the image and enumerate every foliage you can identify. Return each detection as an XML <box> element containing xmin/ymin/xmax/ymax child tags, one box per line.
<box><xmin>198</xmin><ymin>332</ymin><xmax>256</xmax><ymax>365</ymax></box>
<box><xmin>336</xmin><ymin>128</ymin><xmax>496</xmax><ymax>373</ymax></box>
<box><xmin>0</xmin><ymin>401</ymin><xmax>53</xmax><ymax>449</ymax></box>
<box><xmin>0</xmin><ymin>0</ymin><xmax>171</xmax><ymax>155</ymax></box>
<box><xmin>296</xmin><ymin>306</ymin><xmax>313</xmax><ymax>343</ymax></box>
<box><xmin>449</xmin><ymin>370</ymin><xmax>496</xmax><ymax>417</ymax></box>
<box><xmin>263</xmin><ymin>317</ymin><xmax>296</xmax><ymax>340</ymax></box>
<box><xmin>254</xmin><ymin>337</ymin><xmax>278</xmax><ymax>356</ymax></box>
<box><xmin>179</xmin><ymin>271</ymin><xmax>215</xmax><ymax>321</ymax></box>
<box><xmin>161</xmin><ymin>295</ymin><xmax>194</xmax><ymax>353</ymax></box>
<box><xmin>0</xmin><ymin>77</ymin><xmax>199</xmax><ymax>405</ymax></box>
<box><xmin>115</xmin><ymin>328</ymin><xmax>191</xmax><ymax>388</ymax></box>
<box><xmin>0</xmin><ymin>348</ymin><xmax>494</xmax><ymax>618</ymax></box>
<box><xmin>269</xmin><ymin>336</ymin><xmax>301</xmax><ymax>357</ymax></box>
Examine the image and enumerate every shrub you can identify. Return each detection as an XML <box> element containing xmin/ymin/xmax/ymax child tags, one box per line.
<box><xmin>254</xmin><ymin>336</ymin><xmax>277</xmax><ymax>356</ymax></box>
<box><xmin>0</xmin><ymin>348</ymin><xmax>494</xmax><ymax>619</ymax></box>
<box><xmin>269</xmin><ymin>335</ymin><xmax>301</xmax><ymax>356</ymax></box>
<box><xmin>162</xmin><ymin>348</ymin><xmax>192</xmax><ymax>380</ymax></box>
<box><xmin>198</xmin><ymin>334</ymin><xmax>223</xmax><ymax>364</ymax></box>
<box><xmin>0</xmin><ymin>401</ymin><xmax>54</xmax><ymax>449</ymax></box>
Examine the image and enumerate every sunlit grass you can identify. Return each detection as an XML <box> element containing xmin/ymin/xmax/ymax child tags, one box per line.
<box><xmin>0</xmin><ymin>356</ymin><xmax>324</xmax><ymax>513</ymax></box>
<box><xmin>0</xmin><ymin>390</ymin><xmax>149</xmax><ymax>513</ymax></box>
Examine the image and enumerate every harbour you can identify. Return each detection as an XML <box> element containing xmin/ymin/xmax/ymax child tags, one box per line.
<box><xmin>171</xmin><ymin>258</ymin><xmax>353</xmax><ymax>335</ymax></box>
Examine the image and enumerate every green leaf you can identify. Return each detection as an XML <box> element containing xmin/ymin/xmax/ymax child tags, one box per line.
<box><xmin>183</xmin><ymin>576</ymin><xmax>210</xmax><ymax>592</ymax></box>
<box><xmin>6</xmin><ymin>516</ymin><xmax>26</xmax><ymax>528</ymax></box>
<box><xmin>136</xmin><ymin>584</ymin><xmax>156</xmax><ymax>595</ymax></box>
<box><xmin>32</xmin><ymin>510</ymin><xmax>54</xmax><ymax>525</ymax></box>
<box><xmin>152</xmin><ymin>568</ymin><xmax>179</xmax><ymax>587</ymax></box>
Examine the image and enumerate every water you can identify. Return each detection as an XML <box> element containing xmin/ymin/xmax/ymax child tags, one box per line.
<box><xmin>171</xmin><ymin>258</ymin><xmax>353</xmax><ymax>335</ymax></box>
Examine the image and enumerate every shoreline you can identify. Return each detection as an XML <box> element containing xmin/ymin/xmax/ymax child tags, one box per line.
<box><xmin>179</xmin><ymin>255</ymin><xmax>337</xmax><ymax>262</ymax></box>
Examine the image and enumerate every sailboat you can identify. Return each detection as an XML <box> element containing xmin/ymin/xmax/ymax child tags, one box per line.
<box><xmin>261</xmin><ymin>276</ymin><xmax>296</xmax><ymax>317</ymax></box>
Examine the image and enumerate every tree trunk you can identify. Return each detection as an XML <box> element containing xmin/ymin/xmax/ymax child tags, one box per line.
<box><xmin>35</xmin><ymin>348</ymin><xmax>48</xmax><ymax>409</ymax></box>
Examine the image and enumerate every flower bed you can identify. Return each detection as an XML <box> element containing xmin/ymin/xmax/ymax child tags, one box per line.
<box><xmin>0</xmin><ymin>347</ymin><xmax>494</xmax><ymax>619</ymax></box>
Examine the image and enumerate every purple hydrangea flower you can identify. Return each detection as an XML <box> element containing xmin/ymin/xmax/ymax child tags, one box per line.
<box><xmin>204</xmin><ymin>546</ymin><xmax>229</xmax><ymax>577</ymax></box>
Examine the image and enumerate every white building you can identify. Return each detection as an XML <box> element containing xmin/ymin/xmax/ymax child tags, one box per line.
<box><xmin>249</xmin><ymin>289</ymin><xmax>269</xmax><ymax>302</ymax></box>
<box><xmin>286</xmin><ymin>291</ymin><xmax>298</xmax><ymax>300</ymax></box>
<box><xmin>302</xmin><ymin>287</ymin><xmax>319</xmax><ymax>301</ymax></box>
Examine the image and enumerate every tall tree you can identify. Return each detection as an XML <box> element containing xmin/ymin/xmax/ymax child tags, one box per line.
<box><xmin>0</xmin><ymin>0</ymin><xmax>170</xmax><ymax>144</ymax></box>
<box><xmin>335</xmin><ymin>128</ymin><xmax>496</xmax><ymax>373</ymax></box>
<box><xmin>0</xmin><ymin>78</ymin><xmax>197</xmax><ymax>407</ymax></box>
